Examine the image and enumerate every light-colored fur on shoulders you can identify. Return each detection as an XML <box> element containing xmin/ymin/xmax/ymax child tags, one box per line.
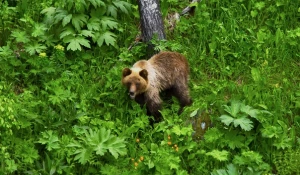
<box><xmin>132</xmin><ymin>60</ymin><xmax>162</xmax><ymax>104</ymax></box>
<box><xmin>132</xmin><ymin>60</ymin><xmax>162</xmax><ymax>91</ymax></box>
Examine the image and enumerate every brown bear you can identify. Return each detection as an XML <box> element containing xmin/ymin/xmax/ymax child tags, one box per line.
<box><xmin>122</xmin><ymin>51</ymin><xmax>192</xmax><ymax>124</ymax></box>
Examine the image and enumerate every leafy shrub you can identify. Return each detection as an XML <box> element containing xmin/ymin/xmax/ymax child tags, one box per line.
<box><xmin>273</xmin><ymin>147</ymin><xmax>300</xmax><ymax>175</ymax></box>
<box><xmin>0</xmin><ymin>0</ymin><xmax>299</xmax><ymax>174</ymax></box>
<box><xmin>41</xmin><ymin>0</ymin><xmax>132</xmax><ymax>51</ymax></box>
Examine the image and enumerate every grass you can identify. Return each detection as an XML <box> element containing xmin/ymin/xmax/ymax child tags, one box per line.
<box><xmin>0</xmin><ymin>0</ymin><xmax>299</xmax><ymax>174</ymax></box>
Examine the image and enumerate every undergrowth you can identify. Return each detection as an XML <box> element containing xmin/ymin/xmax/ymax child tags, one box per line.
<box><xmin>0</xmin><ymin>0</ymin><xmax>299</xmax><ymax>174</ymax></box>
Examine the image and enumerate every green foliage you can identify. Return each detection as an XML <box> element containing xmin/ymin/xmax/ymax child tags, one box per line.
<box><xmin>0</xmin><ymin>82</ymin><xmax>40</xmax><ymax>174</ymax></box>
<box><xmin>233</xmin><ymin>151</ymin><xmax>270</xmax><ymax>173</ymax></box>
<box><xmin>68</xmin><ymin>128</ymin><xmax>127</xmax><ymax>164</ymax></box>
<box><xmin>0</xmin><ymin>1</ymin><xmax>17</xmax><ymax>46</ymax></box>
<box><xmin>273</xmin><ymin>147</ymin><xmax>300</xmax><ymax>175</ymax></box>
<box><xmin>38</xmin><ymin>130</ymin><xmax>61</xmax><ymax>151</ymax></box>
<box><xmin>220</xmin><ymin>101</ymin><xmax>267</xmax><ymax>137</ymax></box>
<box><xmin>206</xmin><ymin>150</ymin><xmax>229</xmax><ymax>161</ymax></box>
<box><xmin>0</xmin><ymin>0</ymin><xmax>299</xmax><ymax>174</ymax></box>
<box><xmin>41</xmin><ymin>0</ymin><xmax>131</xmax><ymax>50</ymax></box>
<box><xmin>211</xmin><ymin>164</ymin><xmax>239</xmax><ymax>175</ymax></box>
<box><xmin>198</xmin><ymin>100</ymin><xmax>274</xmax><ymax>173</ymax></box>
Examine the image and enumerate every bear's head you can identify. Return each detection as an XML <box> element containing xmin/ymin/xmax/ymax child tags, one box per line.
<box><xmin>122</xmin><ymin>68</ymin><xmax>148</xmax><ymax>99</ymax></box>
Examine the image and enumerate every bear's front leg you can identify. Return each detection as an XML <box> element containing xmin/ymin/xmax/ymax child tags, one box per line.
<box><xmin>135</xmin><ymin>93</ymin><xmax>146</xmax><ymax>106</ymax></box>
<box><xmin>147</xmin><ymin>102</ymin><xmax>162</xmax><ymax>124</ymax></box>
<box><xmin>145</xmin><ymin>91</ymin><xmax>162</xmax><ymax>125</ymax></box>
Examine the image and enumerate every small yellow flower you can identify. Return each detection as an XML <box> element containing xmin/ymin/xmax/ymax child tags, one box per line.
<box><xmin>39</xmin><ymin>52</ymin><xmax>47</xmax><ymax>57</ymax></box>
<box><xmin>262</xmin><ymin>60</ymin><xmax>268</xmax><ymax>66</ymax></box>
<box><xmin>55</xmin><ymin>44</ymin><xmax>64</xmax><ymax>51</ymax></box>
<box><xmin>134</xmin><ymin>162</ymin><xmax>138</xmax><ymax>167</ymax></box>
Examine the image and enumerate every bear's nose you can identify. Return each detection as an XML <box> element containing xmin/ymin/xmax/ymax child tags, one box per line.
<box><xmin>129</xmin><ymin>92</ymin><xmax>134</xmax><ymax>96</ymax></box>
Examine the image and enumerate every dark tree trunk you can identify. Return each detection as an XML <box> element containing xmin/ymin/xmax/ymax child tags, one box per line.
<box><xmin>137</xmin><ymin>0</ymin><xmax>166</xmax><ymax>56</ymax></box>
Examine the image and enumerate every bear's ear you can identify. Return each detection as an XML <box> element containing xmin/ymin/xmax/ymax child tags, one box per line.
<box><xmin>139</xmin><ymin>69</ymin><xmax>148</xmax><ymax>80</ymax></box>
<box><xmin>122</xmin><ymin>68</ymin><xmax>132</xmax><ymax>77</ymax></box>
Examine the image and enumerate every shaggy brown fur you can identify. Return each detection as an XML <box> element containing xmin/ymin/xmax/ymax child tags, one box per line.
<box><xmin>122</xmin><ymin>51</ymin><xmax>192</xmax><ymax>124</ymax></box>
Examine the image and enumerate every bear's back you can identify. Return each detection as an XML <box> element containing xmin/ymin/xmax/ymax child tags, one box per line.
<box><xmin>149</xmin><ymin>51</ymin><xmax>189</xmax><ymax>77</ymax></box>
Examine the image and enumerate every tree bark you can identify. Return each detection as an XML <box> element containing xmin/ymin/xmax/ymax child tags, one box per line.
<box><xmin>137</xmin><ymin>0</ymin><xmax>166</xmax><ymax>56</ymax></box>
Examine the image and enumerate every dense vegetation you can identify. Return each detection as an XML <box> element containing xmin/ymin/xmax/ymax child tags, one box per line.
<box><xmin>0</xmin><ymin>0</ymin><xmax>299</xmax><ymax>174</ymax></box>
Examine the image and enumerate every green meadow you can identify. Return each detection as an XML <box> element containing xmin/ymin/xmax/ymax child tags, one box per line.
<box><xmin>0</xmin><ymin>0</ymin><xmax>299</xmax><ymax>174</ymax></box>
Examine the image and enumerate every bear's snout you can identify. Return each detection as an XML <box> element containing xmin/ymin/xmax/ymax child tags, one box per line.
<box><xmin>129</xmin><ymin>91</ymin><xmax>135</xmax><ymax>99</ymax></box>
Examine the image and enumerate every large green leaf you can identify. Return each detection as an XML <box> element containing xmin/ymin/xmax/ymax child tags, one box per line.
<box><xmin>11</xmin><ymin>30</ymin><xmax>30</xmax><ymax>43</ymax></box>
<box><xmin>54</xmin><ymin>8</ymin><xmax>68</xmax><ymax>24</ymax></box>
<box><xmin>5</xmin><ymin>160</ymin><xmax>17</xmax><ymax>173</ymax></box>
<box><xmin>32</xmin><ymin>23</ymin><xmax>47</xmax><ymax>37</ymax></box>
<box><xmin>226</xmin><ymin>164</ymin><xmax>239</xmax><ymax>175</ymax></box>
<box><xmin>233</xmin><ymin>117</ymin><xmax>253</xmax><ymax>131</ymax></box>
<box><xmin>261</xmin><ymin>125</ymin><xmax>281</xmax><ymax>138</ymax></box>
<box><xmin>60</xmin><ymin>26</ymin><xmax>76</xmax><ymax>39</ymax></box>
<box><xmin>64</xmin><ymin>35</ymin><xmax>90</xmax><ymax>51</ymax></box>
<box><xmin>69</xmin><ymin>128</ymin><xmax>127</xmax><ymax>164</ymax></box>
<box><xmin>240</xmin><ymin>104</ymin><xmax>259</xmax><ymax>119</ymax></box>
<box><xmin>95</xmin><ymin>142</ymin><xmax>106</xmax><ymax>156</ymax></box>
<box><xmin>95</xmin><ymin>31</ymin><xmax>117</xmax><ymax>47</ymax></box>
<box><xmin>38</xmin><ymin>130</ymin><xmax>60</xmax><ymax>151</ymax></box>
<box><xmin>233</xmin><ymin>151</ymin><xmax>263</xmax><ymax>165</ymax></box>
<box><xmin>71</xmin><ymin>14</ymin><xmax>88</xmax><ymax>31</ymax></box>
<box><xmin>25</xmin><ymin>42</ymin><xmax>47</xmax><ymax>55</ymax></box>
<box><xmin>113</xmin><ymin>1</ymin><xmax>131</xmax><ymax>14</ymax></box>
<box><xmin>73</xmin><ymin>147</ymin><xmax>93</xmax><ymax>164</ymax></box>
<box><xmin>106</xmin><ymin>4</ymin><xmax>117</xmax><ymax>18</ymax></box>
<box><xmin>206</xmin><ymin>150</ymin><xmax>229</xmax><ymax>161</ymax></box>
<box><xmin>62</xmin><ymin>14</ymin><xmax>72</xmax><ymax>27</ymax></box>
<box><xmin>254</xmin><ymin>2</ymin><xmax>265</xmax><ymax>10</ymax></box>
<box><xmin>211</xmin><ymin>164</ymin><xmax>239</xmax><ymax>175</ymax></box>
<box><xmin>92</xmin><ymin>128</ymin><xmax>127</xmax><ymax>159</ymax></box>
<box><xmin>203</xmin><ymin>128</ymin><xmax>224</xmax><ymax>143</ymax></box>
<box><xmin>219</xmin><ymin>114</ymin><xmax>234</xmax><ymax>126</ymax></box>
<box><xmin>87</xmin><ymin>17</ymin><xmax>101</xmax><ymax>31</ymax></box>
<box><xmin>41</xmin><ymin>7</ymin><xmax>56</xmax><ymax>16</ymax></box>
<box><xmin>100</xmin><ymin>17</ymin><xmax>118</xmax><ymax>30</ymax></box>
<box><xmin>223</xmin><ymin>101</ymin><xmax>241</xmax><ymax>118</ymax></box>
<box><xmin>273</xmin><ymin>136</ymin><xmax>293</xmax><ymax>149</ymax></box>
<box><xmin>171</xmin><ymin>125</ymin><xmax>192</xmax><ymax>136</ymax></box>
<box><xmin>90</xmin><ymin>128</ymin><xmax>110</xmax><ymax>155</ymax></box>
<box><xmin>168</xmin><ymin>156</ymin><xmax>181</xmax><ymax>170</ymax></box>
<box><xmin>106</xmin><ymin>136</ymin><xmax>127</xmax><ymax>159</ymax></box>
<box><xmin>99</xmin><ymin>127</ymin><xmax>111</xmax><ymax>143</ymax></box>
<box><xmin>88</xmin><ymin>0</ymin><xmax>105</xmax><ymax>8</ymax></box>
<box><xmin>81</xmin><ymin>30</ymin><xmax>94</xmax><ymax>37</ymax></box>
<box><xmin>0</xmin><ymin>46</ymin><xmax>14</xmax><ymax>57</ymax></box>
<box><xmin>224</xmin><ymin>131</ymin><xmax>246</xmax><ymax>149</ymax></box>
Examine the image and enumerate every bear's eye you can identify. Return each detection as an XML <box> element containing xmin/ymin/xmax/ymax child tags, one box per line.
<box><xmin>126</xmin><ymin>82</ymin><xmax>131</xmax><ymax>88</ymax></box>
<box><xmin>136</xmin><ymin>82</ymin><xmax>141</xmax><ymax>87</ymax></box>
